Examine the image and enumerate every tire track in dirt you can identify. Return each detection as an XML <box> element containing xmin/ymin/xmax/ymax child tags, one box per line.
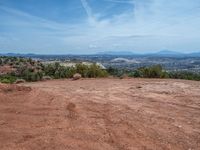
<box><xmin>1</xmin><ymin>79</ymin><xmax>200</xmax><ymax>150</ymax></box>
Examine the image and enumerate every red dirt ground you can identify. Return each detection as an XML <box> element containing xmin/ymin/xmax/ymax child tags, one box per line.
<box><xmin>0</xmin><ymin>79</ymin><xmax>200</xmax><ymax>150</ymax></box>
<box><xmin>0</xmin><ymin>65</ymin><xmax>16</xmax><ymax>75</ymax></box>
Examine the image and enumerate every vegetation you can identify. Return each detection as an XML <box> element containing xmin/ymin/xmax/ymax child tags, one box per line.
<box><xmin>43</xmin><ymin>63</ymin><xmax>108</xmax><ymax>79</ymax></box>
<box><xmin>0</xmin><ymin>56</ymin><xmax>108</xmax><ymax>83</ymax></box>
<box><xmin>0</xmin><ymin>75</ymin><xmax>17</xmax><ymax>84</ymax></box>
<box><xmin>1</xmin><ymin>56</ymin><xmax>200</xmax><ymax>84</ymax></box>
<box><xmin>128</xmin><ymin>65</ymin><xmax>169</xmax><ymax>78</ymax></box>
<box><xmin>107</xmin><ymin>65</ymin><xmax>200</xmax><ymax>81</ymax></box>
<box><xmin>168</xmin><ymin>71</ymin><xmax>200</xmax><ymax>81</ymax></box>
<box><xmin>107</xmin><ymin>67</ymin><xmax>128</xmax><ymax>77</ymax></box>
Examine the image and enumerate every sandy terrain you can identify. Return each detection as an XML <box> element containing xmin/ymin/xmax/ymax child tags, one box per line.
<box><xmin>0</xmin><ymin>78</ymin><xmax>200</xmax><ymax>150</ymax></box>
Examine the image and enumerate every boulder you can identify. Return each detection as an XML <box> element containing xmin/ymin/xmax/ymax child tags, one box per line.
<box><xmin>42</xmin><ymin>76</ymin><xmax>52</xmax><ymax>81</ymax></box>
<box><xmin>73</xmin><ymin>73</ymin><xmax>82</xmax><ymax>80</ymax></box>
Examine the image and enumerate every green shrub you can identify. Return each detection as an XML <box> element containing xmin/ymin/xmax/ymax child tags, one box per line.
<box><xmin>87</xmin><ymin>64</ymin><xmax>108</xmax><ymax>78</ymax></box>
<box><xmin>0</xmin><ymin>75</ymin><xmax>17</xmax><ymax>84</ymax></box>
<box><xmin>107</xmin><ymin>67</ymin><xmax>127</xmax><ymax>77</ymax></box>
<box><xmin>75</xmin><ymin>64</ymin><xmax>89</xmax><ymax>77</ymax></box>
<box><xmin>21</xmin><ymin>69</ymin><xmax>43</xmax><ymax>82</ymax></box>
<box><xmin>138</xmin><ymin>65</ymin><xmax>161</xmax><ymax>78</ymax></box>
<box><xmin>43</xmin><ymin>63</ymin><xmax>69</xmax><ymax>79</ymax></box>
<box><xmin>1</xmin><ymin>78</ymin><xmax>11</xmax><ymax>84</ymax></box>
<box><xmin>72</xmin><ymin>63</ymin><xmax>108</xmax><ymax>78</ymax></box>
<box><xmin>65</xmin><ymin>67</ymin><xmax>76</xmax><ymax>78</ymax></box>
<box><xmin>168</xmin><ymin>71</ymin><xmax>200</xmax><ymax>81</ymax></box>
<box><xmin>128</xmin><ymin>70</ymin><xmax>142</xmax><ymax>78</ymax></box>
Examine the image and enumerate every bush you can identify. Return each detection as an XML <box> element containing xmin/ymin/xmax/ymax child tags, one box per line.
<box><xmin>1</xmin><ymin>79</ymin><xmax>11</xmax><ymax>84</ymax></box>
<box><xmin>107</xmin><ymin>67</ymin><xmax>128</xmax><ymax>77</ymax></box>
<box><xmin>168</xmin><ymin>71</ymin><xmax>200</xmax><ymax>81</ymax></box>
<box><xmin>0</xmin><ymin>75</ymin><xmax>17</xmax><ymax>84</ymax></box>
<box><xmin>75</xmin><ymin>64</ymin><xmax>89</xmax><ymax>77</ymax></box>
<box><xmin>44</xmin><ymin>63</ymin><xmax>69</xmax><ymax>79</ymax></box>
<box><xmin>21</xmin><ymin>69</ymin><xmax>43</xmax><ymax>82</ymax></box>
<box><xmin>87</xmin><ymin>64</ymin><xmax>108</xmax><ymax>78</ymax></box>
<box><xmin>65</xmin><ymin>67</ymin><xmax>76</xmax><ymax>78</ymax></box>
<box><xmin>107</xmin><ymin>67</ymin><xmax>119</xmax><ymax>76</ymax></box>
<box><xmin>138</xmin><ymin>65</ymin><xmax>162</xmax><ymax>78</ymax></box>
<box><xmin>128</xmin><ymin>70</ymin><xmax>142</xmax><ymax>78</ymax></box>
<box><xmin>73</xmin><ymin>63</ymin><xmax>108</xmax><ymax>78</ymax></box>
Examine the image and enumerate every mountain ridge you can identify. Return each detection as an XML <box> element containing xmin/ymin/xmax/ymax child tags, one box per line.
<box><xmin>1</xmin><ymin>50</ymin><xmax>200</xmax><ymax>57</ymax></box>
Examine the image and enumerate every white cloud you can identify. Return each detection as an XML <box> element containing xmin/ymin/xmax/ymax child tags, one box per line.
<box><xmin>0</xmin><ymin>0</ymin><xmax>200</xmax><ymax>53</ymax></box>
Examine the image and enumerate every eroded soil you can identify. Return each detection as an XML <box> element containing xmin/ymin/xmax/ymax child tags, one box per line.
<box><xmin>0</xmin><ymin>78</ymin><xmax>200</xmax><ymax>150</ymax></box>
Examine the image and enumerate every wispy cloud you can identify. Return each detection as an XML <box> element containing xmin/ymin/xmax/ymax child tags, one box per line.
<box><xmin>80</xmin><ymin>0</ymin><xmax>94</xmax><ymax>20</ymax></box>
<box><xmin>80</xmin><ymin>0</ymin><xmax>110</xmax><ymax>27</ymax></box>
<box><xmin>0</xmin><ymin>0</ymin><xmax>200</xmax><ymax>53</ymax></box>
<box><xmin>0</xmin><ymin>5</ymin><xmax>74</xmax><ymax>31</ymax></box>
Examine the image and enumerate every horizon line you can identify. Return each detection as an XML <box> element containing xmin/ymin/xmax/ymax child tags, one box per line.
<box><xmin>1</xmin><ymin>50</ymin><xmax>200</xmax><ymax>56</ymax></box>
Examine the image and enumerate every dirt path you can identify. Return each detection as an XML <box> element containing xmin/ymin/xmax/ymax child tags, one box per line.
<box><xmin>0</xmin><ymin>79</ymin><xmax>200</xmax><ymax>150</ymax></box>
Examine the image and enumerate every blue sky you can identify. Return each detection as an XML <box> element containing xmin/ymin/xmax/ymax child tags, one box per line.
<box><xmin>0</xmin><ymin>0</ymin><xmax>200</xmax><ymax>54</ymax></box>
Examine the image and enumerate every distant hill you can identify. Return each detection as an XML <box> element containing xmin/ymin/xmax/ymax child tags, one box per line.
<box><xmin>1</xmin><ymin>50</ymin><xmax>200</xmax><ymax>57</ymax></box>
<box><xmin>155</xmin><ymin>50</ymin><xmax>182</xmax><ymax>55</ymax></box>
<box><xmin>96</xmin><ymin>50</ymin><xmax>200</xmax><ymax>57</ymax></box>
<box><xmin>97</xmin><ymin>50</ymin><xmax>188</xmax><ymax>57</ymax></box>
<box><xmin>0</xmin><ymin>53</ymin><xmax>37</xmax><ymax>57</ymax></box>
<box><xmin>151</xmin><ymin>50</ymin><xmax>184</xmax><ymax>57</ymax></box>
<box><xmin>97</xmin><ymin>51</ymin><xmax>135</xmax><ymax>55</ymax></box>
<box><xmin>188</xmin><ymin>52</ymin><xmax>200</xmax><ymax>57</ymax></box>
